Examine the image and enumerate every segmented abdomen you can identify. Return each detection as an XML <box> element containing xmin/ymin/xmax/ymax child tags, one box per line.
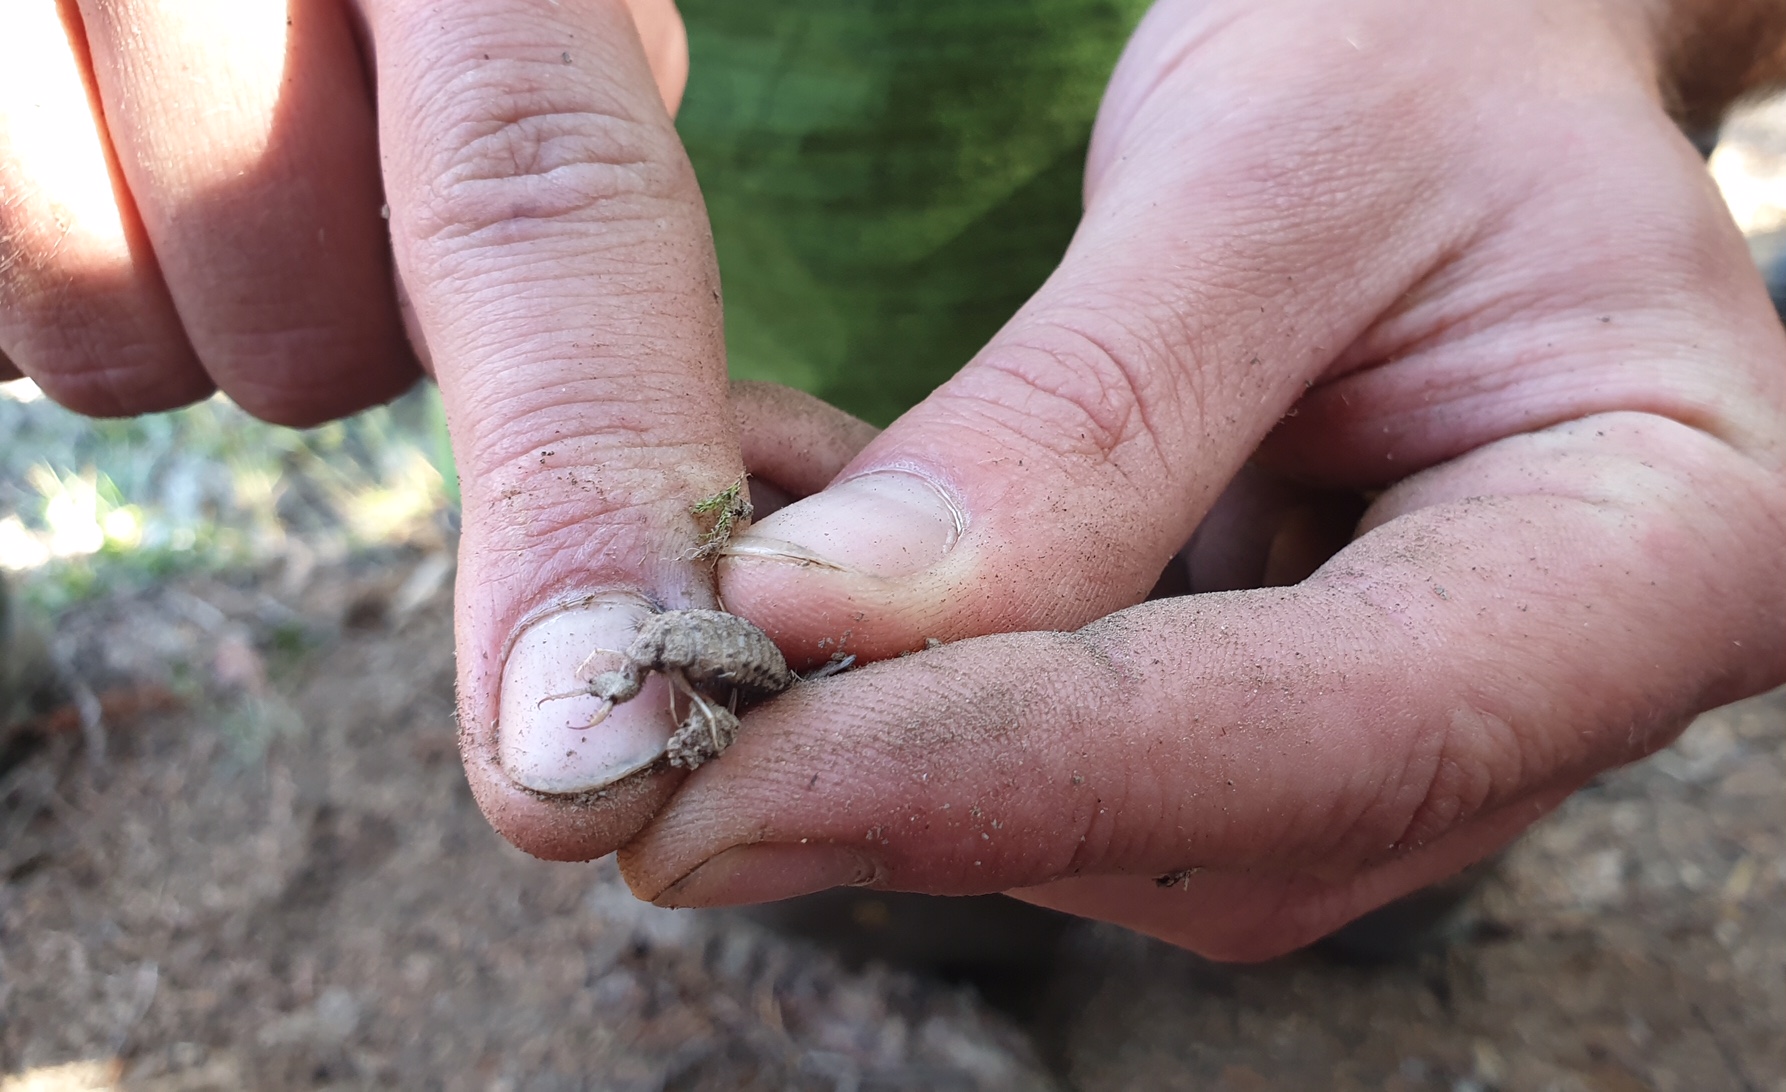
<box><xmin>626</xmin><ymin>609</ymin><xmax>794</xmax><ymax>697</ymax></box>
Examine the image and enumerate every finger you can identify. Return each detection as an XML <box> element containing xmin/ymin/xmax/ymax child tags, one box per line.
<box><xmin>386</xmin><ymin>0</ymin><xmax>687</xmax><ymax>383</ymax></box>
<box><xmin>0</xmin><ymin>0</ymin><xmax>210</xmax><ymax>415</ymax></box>
<box><xmin>712</xmin><ymin>2</ymin><xmax>1523</xmax><ymax>667</ymax></box>
<box><xmin>469</xmin><ymin>384</ymin><xmax>869</xmax><ymax>861</ymax></box>
<box><xmin>1013</xmin><ymin>781</ymin><xmax>1574</xmax><ymax>961</ymax></box>
<box><xmin>1175</xmin><ymin>464</ymin><xmax>1366</xmax><ymax>594</ymax></box>
<box><xmin>622</xmin><ymin>0</ymin><xmax>689</xmax><ymax>116</ymax></box>
<box><xmin>362</xmin><ymin>0</ymin><xmax>766</xmax><ymax>861</ymax></box>
<box><xmin>730</xmin><ymin>379</ymin><xmax>881</xmax><ymax>499</ymax></box>
<box><xmin>72</xmin><ymin>0</ymin><xmax>414</xmax><ymax>425</ymax></box>
<box><xmin>731</xmin><ymin>379</ymin><xmax>879</xmax><ymax>522</ymax></box>
<box><xmin>625</xmin><ymin>415</ymin><xmax>1786</xmax><ymax>953</ymax></box>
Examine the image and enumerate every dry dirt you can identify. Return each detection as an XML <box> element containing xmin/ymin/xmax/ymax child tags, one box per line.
<box><xmin>0</xmin><ymin>549</ymin><xmax>1782</xmax><ymax>1091</ymax></box>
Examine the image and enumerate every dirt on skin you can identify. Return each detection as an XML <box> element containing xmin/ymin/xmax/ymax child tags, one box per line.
<box><xmin>0</xmin><ymin>549</ymin><xmax>1782</xmax><ymax>1091</ymax></box>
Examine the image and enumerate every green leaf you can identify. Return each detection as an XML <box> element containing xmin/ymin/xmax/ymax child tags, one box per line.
<box><xmin>678</xmin><ymin>0</ymin><xmax>1150</xmax><ymax>424</ymax></box>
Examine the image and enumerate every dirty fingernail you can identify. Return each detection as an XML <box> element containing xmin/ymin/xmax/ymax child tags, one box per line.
<box><xmin>499</xmin><ymin>597</ymin><xmax>673</xmax><ymax>794</ymax></box>
<box><xmin>653</xmin><ymin>844</ymin><xmax>874</xmax><ymax>908</ymax></box>
<box><xmin>724</xmin><ymin>471</ymin><xmax>961</xmax><ymax>579</ymax></box>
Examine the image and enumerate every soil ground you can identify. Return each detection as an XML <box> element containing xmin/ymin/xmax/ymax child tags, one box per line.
<box><xmin>0</xmin><ymin>549</ymin><xmax>1782</xmax><ymax>1092</ymax></box>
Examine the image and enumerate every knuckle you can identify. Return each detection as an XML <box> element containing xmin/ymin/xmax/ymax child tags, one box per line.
<box><xmin>1</xmin><ymin>265</ymin><xmax>210</xmax><ymax>416</ymax></box>
<box><xmin>219</xmin><ymin>383</ymin><xmax>366</xmax><ymax>430</ymax></box>
<box><xmin>473</xmin><ymin>461</ymin><xmax>657</xmax><ymax>569</ymax></box>
<box><xmin>1388</xmin><ymin>702</ymin><xmax>1526</xmax><ymax>852</ymax></box>
<box><xmin>461</xmin><ymin>422</ymin><xmax>710</xmax><ymax>571</ymax></box>
<box><xmin>406</xmin><ymin>69</ymin><xmax>687</xmax><ymax>249</ymax></box>
<box><xmin>454</xmin><ymin>384</ymin><xmax>699</xmax><ymax>487</ymax></box>
<box><xmin>968</xmin><ymin>307</ymin><xmax>1184</xmax><ymax>482</ymax></box>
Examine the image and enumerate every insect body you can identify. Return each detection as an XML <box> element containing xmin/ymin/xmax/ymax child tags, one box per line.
<box><xmin>578</xmin><ymin>610</ymin><xmax>794</xmax><ymax>769</ymax></box>
<box><xmin>626</xmin><ymin>609</ymin><xmax>794</xmax><ymax>696</ymax></box>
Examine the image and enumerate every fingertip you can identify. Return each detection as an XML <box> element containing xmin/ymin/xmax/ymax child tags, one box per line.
<box><xmin>465</xmin><ymin>756</ymin><xmax>683</xmax><ymax>862</ymax></box>
<box><xmin>464</xmin><ymin>596</ymin><xmax>687</xmax><ymax>861</ymax></box>
<box><xmin>718</xmin><ymin>470</ymin><xmax>966</xmax><ymax>664</ymax></box>
<box><xmin>724</xmin><ymin>382</ymin><xmax>890</xmax><ymax>634</ymax></box>
<box><xmin>453</xmin><ymin>589</ymin><xmax>703</xmax><ymax>861</ymax></box>
<box><xmin>716</xmin><ymin>552</ymin><xmax>954</xmax><ymax>667</ymax></box>
<box><xmin>460</xmin><ymin>595</ymin><xmax>702</xmax><ymax>861</ymax></box>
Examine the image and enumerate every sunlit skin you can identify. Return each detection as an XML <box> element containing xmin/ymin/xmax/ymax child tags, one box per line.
<box><xmin>2</xmin><ymin>0</ymin><xmax>1785</xmax><ymax>960</ymax></box>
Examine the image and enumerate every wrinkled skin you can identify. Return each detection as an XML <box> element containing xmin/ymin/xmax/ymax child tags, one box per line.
<box><xmin>632</xmin><ymin>0</ymin><xmax>1786</xmax><ymax>960</ymax></box>
<box><xmin>2</xmin><ymin>0</ymin><xmax>1784</xmax><ymax>961</ymax></box>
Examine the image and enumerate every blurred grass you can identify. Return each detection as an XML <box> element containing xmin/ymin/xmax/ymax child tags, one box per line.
<box><xmin>0</xmin><ymin>380</ymin><xmax>454</xmax><ymax>614</ymax></box>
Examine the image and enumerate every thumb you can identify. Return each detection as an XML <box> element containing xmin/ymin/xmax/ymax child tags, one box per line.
<box><xmin>366</xmin><ymin>0</ymin><xmax>728</xmax><ymax>860</ymax></box>
<box><xmin>715</xmin><ymin>17</ymin><xmax>1461</xmax><ymax>663</ymax></box>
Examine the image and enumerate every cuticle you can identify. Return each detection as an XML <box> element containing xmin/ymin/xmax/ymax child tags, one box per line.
<box><xmin>497</xmin><ymin>588</ymin><xmax>661</xmax><ymax>668</ymax></box>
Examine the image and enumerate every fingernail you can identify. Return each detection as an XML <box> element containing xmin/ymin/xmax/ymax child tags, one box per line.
<box><xmin>724</xmin><ymin>471</ymin><xmax>962</xmax><ymax>579</ymax></box>
<box><xmin>653</xmin><ymin>844</ymin><xmax>874</xmax><ymax>908</ymax></box>
<box><xmin>498</xmin><ymin>597</ymin><xmax>673</xmax><ymax>794</ymax></box>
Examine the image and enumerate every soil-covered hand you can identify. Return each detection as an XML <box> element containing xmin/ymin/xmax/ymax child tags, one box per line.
<box><xmin>0</xmin><ymin>1</ymin><xmax>875</xmax><ymax>856</ymax></box>
<box><xmin>619</xmin><ymin>0</ymin><xmax>1786</xmax><ymax>958</ymax></box>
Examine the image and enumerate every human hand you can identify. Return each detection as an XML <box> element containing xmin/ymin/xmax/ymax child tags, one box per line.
<box><xmin>618</xmin><ymin>0</ymin><xmax>1786</xmax><ymax>958</ymax></box>
<box><xmin>0</xmin><ymin>1</ymin><xmax>861</xmax><ymax>857</ymax></box>
<box><xmin>0</xmin><ymin>0</ymin><xmax>689</xmax><ymax>419</ymax></box>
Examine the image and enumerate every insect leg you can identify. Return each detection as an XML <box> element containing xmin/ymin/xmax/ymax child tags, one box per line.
<box><xmin>797</xmin><ymin>654</ymin><xmax>857</xmax><ymax>682</ymax></box>
<box><xmin>666</xmin><ymin>668</ymin><xmax>728</xmax><ymax>750</ymax></box>
<box><xmin>573</xmin><ymin>646</ymin><xmax>622</xmax><ymax>678</ymax></box>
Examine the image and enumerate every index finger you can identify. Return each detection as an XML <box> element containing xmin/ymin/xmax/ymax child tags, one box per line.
<box><xmin>362</xmin><ymin>0</ymin><xmax>734</xmax><ymax>859</ymax></box>
<box><xmin>623</xmin><ymin>414</ymin><xmax>1786</xmax><ymax>956</ymax></box>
